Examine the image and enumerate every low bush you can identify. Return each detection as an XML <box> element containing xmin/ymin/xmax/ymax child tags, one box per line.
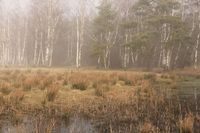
<box><xmin>95</xmin><ymin>84</ymin><xmax>110</xmax><ymax>97</ymax></box>
<box><xmin>140</xmin><ymin>122</ymin><xmax>156</xmax><ymax>133</ymax></box>
<box><xmin>22</xmin><ymin>81</ymin><xmax>32</xmax><ymax>91</ymax></box>
<box><xmin>10</xmin><ymin>90</ymin><xmax>25</xmax><ymax>103</ymax></box>
<box><xmin>161</xmin><ymin>74</ymin><xmax>169</xmax><ymax>79</ymax></box>
<box><xmin>118</xmin><ymin>75</ymin><xmax>133</xmax><ymax>86</ymax></box>
<box><xmin>39</xmin><ymin>78</ymin><xmax>53</xmax><ymax>90</ymax></box>
<box><xmin>180</xmin><ymin>114</ymin><xmax>193</xmax><ymax>133</ymax></box>
<box><xmin>63</xmin><ymin>80</ymin><xmax>68</xmax><ymax>86</ymax></box>
<box><xmin>0</xmin><ymin>82</ymin><xmax>12</xmax><ymax>95</ymax></box>
<box><xmin>46</xmin><ymin>85</ymin><xmax>59</xmax><ymax>102</ymax></box>
<box><xmin>144</xmin><ymin>73</ymin><xmax>156</xmax><ymax>82</ymax></box>
<box><xmin>72</xmin><ymin>82</ymin><xmax>87</xmax><ymax>91</ymax></box>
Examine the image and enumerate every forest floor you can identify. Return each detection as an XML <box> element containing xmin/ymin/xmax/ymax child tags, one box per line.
<box><xmin>0</xmin><ymin>68</ymin><xmax>199</xmax><ymax>132</ymax></box>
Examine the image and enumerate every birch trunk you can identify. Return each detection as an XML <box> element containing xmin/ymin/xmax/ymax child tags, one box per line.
<box><xmin>76</xmin><ymin>0</ymin><xmax>85</xmax><ymax>68</ymax></box>
<box><xmin>34</xmin><ymin>28</ymin><xmax>38</xmax><ymax>66</ymax></box>
<box><xmin>45</xmin><ymin>0</ymin><xmax>52</xmax><ymax>67</ymax></box>
<box><xmin>76</xmin><ymin>16</ymin><xmax>80</xmax><ymax>68</ymax></box>
<box><xmin>21</xmin><ymin>18</ymin><xmax>28</xmax><ymax>65</ymax></box>
<box><xmin>195</xmin><ymin>33</ymin><xmax>200</xmax><ymax>69</ymax></box>
<box><xmin>123</xmin><ymin>34</ymin><xmax>128</xmax><ymax>68</ymax></box>
<box><xmin>37</xmin><ymin>32</ymin><xmax>45</xmax><ymax>65</ymax></box>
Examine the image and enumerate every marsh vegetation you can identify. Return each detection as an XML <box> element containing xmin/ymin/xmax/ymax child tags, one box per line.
<box><xmin>0</xmin><ymin>0</ymin><xmax>200</xmax><ymax>132</ymax></box>
<box><xmin>0</xmin><ymin>68</ymin><xmax>199</xmax><ymax>133</ymax></box>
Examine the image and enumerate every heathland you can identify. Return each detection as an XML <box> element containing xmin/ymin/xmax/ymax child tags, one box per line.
<box><xmin>0</xmin><ymin>68</ymin><xmax>199</xmax><ymax>133</ymax></box>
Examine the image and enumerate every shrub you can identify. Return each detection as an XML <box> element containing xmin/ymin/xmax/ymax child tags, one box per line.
<box><xmin>0</xmin><ymin>94</ymin><xmax>4</xmax><ymax>104</ymax></box>
<box><xmin>0</xmin><ymin>82</ymin><xmax>12</xmax><ymax>95</ymax></box>
<box><xmin>72</xmin><ymin>82</ymin><xmax>87</xmax><ymax>91</ymax></box>
<box><xmin>170</xmin><ymin>82</ymin><xmax>179</xmax><ymax>89</ymax></box>
<box><xmin>95</xmin><ymin>84</ymin><xmax>110</xmax><ymax>97</ymax></box>
<box><xmin>111</xmin><ymin>79</ymin><xmax>117</xmax><ymax>85</ymax></box>
<box><xmin>92</xmin><ymin>82</ymin><xmax>98</xmax><ymax>89</ymax></box>
<box><xmin>38</xmin><ymin>78</ymin><xmax>53</xmax><ymax>91</ymax></box>
<box><xmin>62</xmin><ymin>112</ymin><xmax>70</xmax><ymax>125</ymax></box>
<box><xmin>12</xmin><ymin>82</ymin><xmax>21</xmax><ymax>89</ymax></box>
<box><xmin>10</xmin><ymin>90</ymin><xmax>25</xmax><ymax>104</ymax></box>
<box><xmin>118</xmin><ymin>75</ymin><xmax>132</xmax><ymax>86</ymax></box>
<box><xmin>195</xmin><ymin>75</ymin><xmax>200</xmax><ymax>79</ymax></box>
<box><xmin>161</xmin><ymin>74</ymin><xmax>169</xmax><ymax>79</ymax></box>
<box><xmin>144</xmin><ymin>73</ymin><xmax>156</xmax><ymax>82</ymax></box>
<box><xmin>12</xmin><ymin>69</ymin><xmax>20</xmax><ymax>76</ymax></box>
<box><xmin>63</xmin><ymin>80</ymin><xmax>68</xmax><ymax>86</ymax></box>
<box><xmin>169</xmin><ymin>74</ymin><xmax>179</xmax><ymax>80</ymax></box>
<box><xmin>36</xmin><ymin>69</ymin><xmax>42</xmax><ymax>74</ymax></box>
<box><xmin>99</xmin><ymin>78</ymin><xmax>110</xmax><ymax>85</ymax></box>
<box><xmin>140</xmin><ymin>122</ymin><xmax>156</xmax><ymax>133</ymax></box>
<box><xmin>57</xmin><ymin>75</ymin><xmax>63</xmax><ymax>81</ymax></box>
<box><xmin>180</xmin><ymin>114</ymin><xmax>193</xmax><ymax>133</ymax></box>
<box><xmin>124</xmin><ymin>79</ymin><xmax>132</xmax><ymax>86</ymax></box>
<box><xmin>32</xmin><ymin>76</ymin><xmax>40</xmax><ymax>86</ymax></box>
<box><xmin>25</xmin><ymin>69</ymin><xmax>32</xmax><ymax>74</ymax></box>
<box><xmin>38</xmin><ymin>83</ymin><xmax>46</xmax><ymax>91</ymax></box>
<box><xmin>46</xmin><ymin>85</ymin><xmax>59</xmax><ymax>102</ymax></box>
<box><xmin>43</xmin><ymin>78</ymin><xmax>53</xmax><ymax>88</ymax></box>
<box><xmin>22</xmin><ymin>81</ymin><xmax>32</xmax><ymax>91</ymax></box>
<box><xmin>4</xmin><ymin>70</ymin><xmax>12</xmax><ymax>76</ymax></box>
<box><xmin>118</xmin><ymin>75</ymin><xmax>126</xmax><ymax>81</ymax></box>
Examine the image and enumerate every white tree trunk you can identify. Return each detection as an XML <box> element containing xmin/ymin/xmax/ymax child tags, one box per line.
<box><xmin>34</xmin><ymin>28</ymin><xmax>38</xmax><ymax>65</ymax></box>
<box><xmin>75</xmin><ymin>0</ymin><xmax>86</xmax><ymax>68</ymax></box>
<box><xmin>21</xmin><ymin>18</ymin><xmax>28</xmax><ymax>65</ymax></box>
<box><xmin>123</xmin><ymin>34</ymin><xmax>128</xmax><ymax>68</ymax></box>
<box><xmin>76</xmin><ymin>16</ymin><xmax>80</xmax><ymax>68</ymax></box>
<box><xmin>195</xmin><ymin>33</ymin><xmax>200</xmax><ymax>69</ymax></box>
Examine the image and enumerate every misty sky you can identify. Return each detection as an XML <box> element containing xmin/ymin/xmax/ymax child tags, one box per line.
<box><xmin>0</xmin><ymin>0</ymin><xmax>99</xmax><ymax>15</ymax></box>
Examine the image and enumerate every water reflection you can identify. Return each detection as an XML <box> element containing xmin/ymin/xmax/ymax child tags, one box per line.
<box><xmin>1</xmin><ymin>116</ymin><xmax>96</xmax><ymax>133</ymax></box>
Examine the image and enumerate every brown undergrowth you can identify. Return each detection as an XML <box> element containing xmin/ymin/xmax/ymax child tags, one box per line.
<box><xmin>0</xmin><ymin>69</ymin><xmax>198</xmax><ymax>132</ymax></box>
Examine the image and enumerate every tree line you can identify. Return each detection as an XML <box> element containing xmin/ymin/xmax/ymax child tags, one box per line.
<box><xmin>0</xmin><ymin>0</ymin><xmax>199</xmax><ymax>69</ymax></box>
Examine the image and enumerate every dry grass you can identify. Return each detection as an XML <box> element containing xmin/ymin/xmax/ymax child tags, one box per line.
<box><xmin>94</xmin><ymin>84</ymin><xmax>110</xmax><ymax>97</ymax></box>
<box><xmin>22</xmin><ymin>79</ymin><xmax>33</xmax><ymax>91</ymax></box>
<box><xmin>180</xmin><ymin>114</ymin><xmax>193</xmax><ymax>133</ymax></box>
<box><xmin>140</xmin><ymin>122</ymin><xmax>156</xmax><ymax>133</ymax></box>
<box><xmin>0</xmin><ymin>68</ymin><xmax>197</xmax><ymax>132</ymax></box>
<box><xmin>9</xmin><ymin>90</ymin><xmax>25</xmax><ymax>104</ymax></box>
<box><xmin>45</xmin><ymin>84</ymin><xmax>60</xmax><ymax>102</ymax></box>
<box><xmin>0</xmin><ymin>82</ymin><xmax>13</xmax><ymax>95</ymax></box>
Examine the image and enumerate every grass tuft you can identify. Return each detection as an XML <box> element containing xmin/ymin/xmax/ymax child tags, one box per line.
<box><xmin>0</xmin><ymin>82</ymin><xmax>12</xmax><ymax>95</ymax></box>
<box><xmin>46</xmin><ymin>85</ymin><xmax>59</xmax><ymax>102</ymax></box>
<box><xmin>72</xmin><ymin>82</ymin><xmax>88</xmax><ymax>91</ymax></box>
<box><xmin>180</xmin><ymin>114</ymin><xmax>193</xmax><ymax>133</ymax></box>
<box><xmin>144</xmin><ymin>73</ymin><xmax>156</xmax><ymax>82</ymax></box>
<box><xmin>10</xmin><ymin>90</ymin><xmax>25</xmax><ymax>104</ymax></box>
<box><xmin>140</xmin><ymin>122</ymin><xmax>156</xmax><ymax>133</ymax></box>
<box><xmin>94</xmin><ymin>84</ymin><xmax>110</xmax><ymax>97</ymax></box>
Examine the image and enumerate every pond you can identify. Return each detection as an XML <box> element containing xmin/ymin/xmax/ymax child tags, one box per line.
<box><xmin>0</xmin><ymin>116</ymin><xmax>97</xmax><ymax>133</ymax></box>
<box><xmin>1</xmin><ymin>79</ymin><xmax>200</xmax><ymax>133</ymax></box>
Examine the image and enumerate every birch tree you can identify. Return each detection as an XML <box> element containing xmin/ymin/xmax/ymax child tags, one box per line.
<box><xmin>75</xmin><ymin>0</ymin><xmax>87</xmax><ymax>68</ymax></box>
<box><xmin>92</xmin><ymin>0</ymin><xmax>117</xmax><ymax>68</ymax></box>
<box><xmin>45</xmin><ymin>0</ymin><xmax>62</xmax><ymax>67</ymax></box>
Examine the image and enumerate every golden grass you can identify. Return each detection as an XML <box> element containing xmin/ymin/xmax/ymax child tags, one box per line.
<box><xmin>0</xmin><ymin>82</ymin><xmax>13</xmax><ymax>95</ymax></box>
<box><xmin>45</xmin><ymin>84</ymin><xmax>60</xmax><ymax>102</ymax></box>
<box><xmin>9</xmin><ymin>90</ymin><xmax>25</xmax><ymax>104</ymax></box>
<box><xmin>140</xmin><ymin>122</ymin><xmax>156</xmax><ymax>133</ymax></box>
<box><xmin>0</xmin><ymin>68</ymin><xmax>197</xmax><ymax>132</ymax></box>
<box><xmin>180</xmin><ymin>114</ymin><xmax>193</xmax><ymax>133</ymax></box>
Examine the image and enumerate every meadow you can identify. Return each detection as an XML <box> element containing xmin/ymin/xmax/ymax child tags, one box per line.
<box><xmin>0</xmin><ymin>68</ymin><xmax>199</xmax><ymax>133</ymax></box>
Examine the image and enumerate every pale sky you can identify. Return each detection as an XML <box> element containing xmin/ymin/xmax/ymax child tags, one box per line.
<box><xmin>0</xmin><ymin>0</ymin><xmax>31</xmax><ymax>15</ymax></box>
<box><xmin>0</xmin><ymin>0</ymin><xmax>99</xmax><ymax>16</ymax></box>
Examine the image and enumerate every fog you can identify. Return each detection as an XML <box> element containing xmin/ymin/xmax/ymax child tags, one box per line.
<box><xmin>0</xmin><ymin>0</ymin><xmax>199</xmax><ymax>69</ymax></box>
<box><xmin>0</xmin><ymin>0</ymin><xmax>31</xmax><ymax>13</ymax></box>
<box><xmin>0</xmin><ymin>0</ymin><xmax>98</xmax><ymax>15</ymax></box>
